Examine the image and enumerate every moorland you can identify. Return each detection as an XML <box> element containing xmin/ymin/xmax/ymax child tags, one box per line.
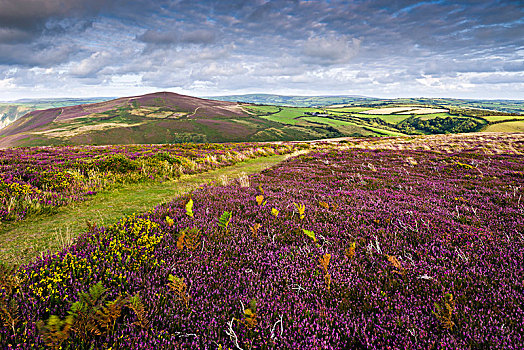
<box><xmin>0</xmin><ymin>92</ymin><xmax>523</xmax><ymax>349</ymax></box>
<box><xmin>1</xmin><ymin>92</ymin><xmax>523</xmax><ymax>148</ymax></box>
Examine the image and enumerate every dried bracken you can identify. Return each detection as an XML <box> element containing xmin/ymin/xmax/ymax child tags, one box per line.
<box><xmin>241</xmin><ymin>299</ymin><xmax>258</xmax><ymax>330</ymax></box>
<box><xmin>249</xmin><ymin>223</ymin><xmax>261</xmax><ymax>238</ymax></box>
<box><xmin>319</xmin><ymin>201</ymin><xmax>329</xmax><ymax>210</ymax></box>
<box><xmin>168</xmin><ymin>275</ymin><xmax>189</xmax><ymax>309</ymax></box>
<box><xmin>177</xmin><ymin>227</ymin><xmax>201</xmax><ymax>251</ymax></box>
<box><xmin>319</xmin><ymin>254</ymin><xmax>332</xmax><ymax>291</ymax></box>
<box><xmin>127</xmin><ymin>293</ymin><xmax>149</xmax><ymax>329</ymax></box>
<box><xmin>386</xmin><ymin>254</ymin><xmax>406</xmax><ymax>276</ymax></box>
<box><xmin>433</xmin><ymin>293</ymin><xmax>456</xmax><ymax>330</ymax></box>
<box><xmin>345</xmin><ymin>242</ymin><xmax>356</xmax><ymax>260</ymax></box>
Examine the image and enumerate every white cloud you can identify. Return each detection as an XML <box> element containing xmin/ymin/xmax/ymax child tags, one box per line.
<box><xmin>69</xmin><ymin>51</ymin><xmax>112</xmax><ymax>77</ymax></box>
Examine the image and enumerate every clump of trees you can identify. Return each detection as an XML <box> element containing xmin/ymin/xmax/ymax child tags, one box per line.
<box><xmin>397</xmin><ymin>116</ymin><xmax>486</xmax><ymax>134</ymax></box>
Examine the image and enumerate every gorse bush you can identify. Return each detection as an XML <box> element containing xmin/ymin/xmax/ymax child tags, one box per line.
<box><xmin>95</xmin><ymin>154</ymin><xmax>140</xmax><ymax>173</ymax></box>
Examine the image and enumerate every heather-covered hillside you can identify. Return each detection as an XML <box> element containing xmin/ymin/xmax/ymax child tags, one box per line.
<box><xmin>1</xmin><ymin>134</ymin><xmax>523</xmax><ymax>349</ymax></box>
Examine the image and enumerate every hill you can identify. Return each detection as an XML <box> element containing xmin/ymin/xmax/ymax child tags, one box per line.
<box><xmin>1</xmin><ymin>133</ymin><xmax>523</xmax><ymax>348</ymax></box>
<box><xmin>208</xmin><ymin>94</ymin><xmax>371</xmax><ymax>107</ymax></box>
<box><xmin>0</xmin><ymin>92</ymin><xmax>348</xmax><ymax>148</ymax></box>
<box><xmin>2</xmin><ymin>92</ymin><xmax>523</xmax><ymax>148</ymax></box>
<box><xmin>0</xmin><ymin>98</ymin><xmax>112</xmax><ymax>130</ymax></box>
<box><xmin>212</xmin><ymin>94</ymin><xmax>524</xmax><ymax>114</ymax></box>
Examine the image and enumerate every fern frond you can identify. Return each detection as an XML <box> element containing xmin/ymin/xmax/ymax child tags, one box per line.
<box><xmin>128</xmin><ymin>293</ymin><xmax>149</xmax><ymax>328</ymax></box>
<box><xmin>319</xmin><ymin>253</ymin><xmax>331</xmax><ymax>274</ymax></box>
<box><xmin>302</xmin><ymin>229</ymin><xmax>317</xmax><ymax>243</ymax></box>
<box><xmin>78</xmin><ymin>281</ymin><xmax>107</xmax><ymax>307</ymax></box>
<box><xmin>324</xmin><ymin>273</ymin><xmax>332</xmax><ymax>291</ymax></box>
<box><xmin>182</xmin><ymin>227</ymin><xmax>201</xmax><ymax>251</ymax></box>
<box><xmin>185</xmin><ymin>198</ymin><xmax>194</xmax><ymax>218</ymax></box>
<box><xmin>433</xmin><ymin>293</ymin><xmax>455</xmax><ymax>330</ymax></box>
<box><xmin>37</xmin><ymin>314</ymin><xmax>74</xmax><ymax>350</ymax></box>
<box><xmin>168</xmin><ymin>274</ymin><xmax>189</xmax><ymax>309</ymax></box>
<box><xmin>242</xmin><ymin>299</ymin><xmax>258</xmax><ymax>329</ymax></box>
<box><xmin>0</xmin><ymin>263</ymin><xmax>19</xmax><ymax>295</ymax></box>
<box><xmin>218</xmin><ymin>211</ymin><xmax>232</xmax><ymax>233</ymax></box>
<box><xmin>250</xmin><ymin>223</ymin><xmax>261</xmax><ymax>238</ymax></box>
<box><xmin>69</xmin><ymin>281</ymin><xmax>108</xmax><ymax>338</ymax></box>
<box><xmin>271</xmin><ymin>208</ymin><xmax>279</xmax><ymax>217</ymax></box>
<box><xmin>345</xmin><ymin>242</ymin><xmax>356</xmax><ymax>259</ymax></box>
<box><xmin>386</xmin><ymin>254</ymin><xmax>406</xmax><ymax>275</ymax></box>
<box><xmin>319</xmin><ymin>201</ymin><xmax>329</xmax><ymax>209</ymax></box>
<box><xmin>69</xmin><ymin>299</ymin><xmax>99</xmax><ymax>338</ymax></box>
<box><xmin>0</xmin><ymin>297</ymin><xmax>18</xmax><ymax>335</ymax></box>
<box><xmin>96</xmin><ymin>295</ymin><xmax>127</xmax><ymax>334</ymax></box>
<box><xmin>256</xmin><ymin>195</ymin><xmax>264</xmax><ymax>206</ymax></box>
<box><xmin>293</xmin><ymin>202</ymin><xmax>305</xmax><ymax>220</ymax></box>
<box><xmin>177</xmin><ymin>230</ymin><xmax>186</xmax><ymax>250</ymax></box>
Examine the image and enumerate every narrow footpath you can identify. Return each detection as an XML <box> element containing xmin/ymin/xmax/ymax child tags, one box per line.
<box><xmin>0</xmin><ymin>152</ymin><xmax>301</xmax><ymax>265</ymax></box>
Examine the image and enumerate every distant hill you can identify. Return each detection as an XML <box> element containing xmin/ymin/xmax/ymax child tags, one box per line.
<box><xmin>211</xmin><ymin>94</ymin><xmax>524</xmax><ymax>114</ymax></box>
<box><xmin>208</xmin><ymin>94</ymin><xmax>371</xmax><ymax>107</ymax></box>
<box><xmin>0</xmin><ymin>92</ymin><xmax>348</xmax><ymax>148</ymax></box>
<box><xmin>0</xmin><ymin>98</ymin><xmax>113</xmax><ymax>130</ymax></box>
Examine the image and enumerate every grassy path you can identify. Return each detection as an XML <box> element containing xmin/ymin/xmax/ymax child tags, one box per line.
<box><xmin>0</xmin><ymin>153</ymin><xmax>297</xmax><ymax>265</ymax></box>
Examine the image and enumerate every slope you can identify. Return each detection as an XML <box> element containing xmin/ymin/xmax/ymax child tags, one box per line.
<box><xmin>0</xmin><ymin>92</ymin><xmax>346</xmax><ymax>147</ymax></box>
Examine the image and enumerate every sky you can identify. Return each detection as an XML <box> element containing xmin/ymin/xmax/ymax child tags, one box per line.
<box><xmin>0</xmin><ymin>0</ymin><xmax>523</xmax><ymax>101</ymax></box>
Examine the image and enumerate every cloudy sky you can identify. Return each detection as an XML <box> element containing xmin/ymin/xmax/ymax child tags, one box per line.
<box><xmin>0</xmin><ymin>0</ymin><xmax>523</xmax><ymax>100</ymax></box>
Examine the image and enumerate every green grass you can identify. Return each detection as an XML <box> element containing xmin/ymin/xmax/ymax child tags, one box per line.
<box><xmin>247</xmin><ymin>106</ymin><xmax>323</xmax><ymax>125</ymax></box>
<box><xmin>484</xmin><ymin>121</ymin><xmax>524</xmax><ymax>133</ymax></box>
<box><xmin>245</xmin><ymin>105</ymin><xmax>281</xmax><ymax>114</ymax></box>
<box><xmin>0</xmin><ymin>153</ymin><xmax>299</xmax><ymax>265</ymax></box>
<box><xmin>362</xmin><ymin>126</ymin><xmax>407</xmax><ymax>136</ymax></box>
<box><xmin>300</xmin><ymin>116</ymin><xmax>357</xmax><ymax>127</ymax></box>
<box><xmin>482</xmin><ymin>115</ymin><xmax>524</xmax><ymax>122</ymax></box>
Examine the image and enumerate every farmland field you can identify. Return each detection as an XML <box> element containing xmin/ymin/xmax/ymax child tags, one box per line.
<box><xmin>484</xmin><ymin>121</ymin><xmax>524</xmax><ymax>133</ymax></box>
<box><xmin>326</xmin><ymin>107</ymin><xmax>372</xmax><ymax>113</ymax></box>
<box><xmin>482</xmin><ymin>115</ymin><xmax>524</xmax><ymax>122</ymax></box>
<box><xmin>1</xmin><ymin>133</ymin><xmax>523</xmax><ymax>349</ymax></box>
<box><xmin>353</xmin><ymin>113</ymin><xmax>412</xmax><ymax>124</ymax></box>
<box><xmin>246</xmin><ymin>105</ymin><xmax>323</xmax><ymax>125</ymax></box>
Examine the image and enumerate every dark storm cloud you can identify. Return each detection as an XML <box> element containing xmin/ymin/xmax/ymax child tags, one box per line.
<box><xmin>0</xmin><ymin>0</ymin><xmax>522</xmax><ymax>99</ymax></box>
<box><xmin>0</xmin><ymin>42</ymin><xmax>79</xmax><ymax>67</ymax></box>
<box><xmin>0</xmin><ymin>0</ymin><xmax>108</xmax><ymax>42</ymax></box>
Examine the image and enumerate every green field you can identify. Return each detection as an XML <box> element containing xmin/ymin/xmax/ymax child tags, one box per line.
<box><xmin>484</xmin><ymin>121</ymin><xmax>524</xmax><ymax>133</ymax></box>
<box><xmin>245</xmin><ymin>105</ymin><xmax>402</xmax><ymax>136</ymax></box>
<box><xmin>482</xmin><ymin>115</ymin><xmax>524</xmax><ymax>122</ymax></box>
<box><xmin>244</xmin><ymin>104</ymin><xmax>488</xmax><ymax>137</ymax></box>
<box><xmin>246</xmin><ymin>105</ymin><xmax>323</xmax><ymax>125</ymax></box>
<box><xmin>362</xmin><ymin>126</ymin><xmax>406</xmax><ymax>136</ymax></box>
<box><xmin>351</xmin><ymin>113</ymin><xmax>411</xmax><ymax>123</ymax></box>
<box><xmin>300</xmin><ymin>116</ymin><xmax>357</xmax><ymax>126</ymax></box>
